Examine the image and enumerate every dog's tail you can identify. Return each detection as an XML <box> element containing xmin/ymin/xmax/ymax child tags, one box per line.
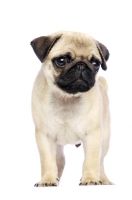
<box><xmin>98</xmin><ymin>76</ymin><xmax>108</xmax><ymax>92</ymax></box>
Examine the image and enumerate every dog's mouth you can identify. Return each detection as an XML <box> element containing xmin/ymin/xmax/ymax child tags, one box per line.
<box><xmin>61</xmin><ymin>78</ymin><xmax>94</xmax><ymax>94</ymax></box>
<box><xmin>65</xmin><ymin>79</ymin><xmax>89</xmax><ymax>94</ymax></box>
<box><xmin>56</xmin><ymin>63</ymin><xmax>95</xmax><ymax>94</ymax></box>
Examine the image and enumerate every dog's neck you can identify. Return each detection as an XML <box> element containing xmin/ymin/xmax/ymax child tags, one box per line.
<box><xmin>48</xmin><ymin>90</ymin><xmax>84</xmax><ymax>120</ymax></box>
<box><xmin>50</xmin><ymin>90</ymin><xmax>82</xmax><ymax>107</ymax></box>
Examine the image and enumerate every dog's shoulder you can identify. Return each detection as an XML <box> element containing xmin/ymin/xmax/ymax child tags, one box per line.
<box><xmin>32</xmin><ymin>68</ymin><xmax>48</xmax><ymax>99</ymax></box>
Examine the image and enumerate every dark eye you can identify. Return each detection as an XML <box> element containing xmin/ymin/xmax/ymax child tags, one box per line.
<box><xmin>91</xmin><ymin>60</ymin><xmax>100</xmax><ymax>67</ymax></box>
<box><xmin>90</xmin><ymin>57</ymin><xmax>100</xmax><ymax>73</ymax></box>
<box><xmin>54</xmin><ymin>55</ymin><xmax>71</xmax><ymax>68</ymax></box>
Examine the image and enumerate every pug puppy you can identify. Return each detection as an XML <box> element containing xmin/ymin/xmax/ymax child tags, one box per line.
<box><xmin>30</xmin><ymin>31</ymin><xmax>113</xmax><ymax>186</ymax></box>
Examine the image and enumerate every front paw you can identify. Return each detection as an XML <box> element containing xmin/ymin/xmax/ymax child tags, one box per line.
<box><xmin>79</xmin><ymin>179</ymin><xmax>102</xmax><ymax>186</ymax></box>
<box><xmin>34</xmin><ymin>178</ymin><xmax>59</xmax><ymax>187</ymax></box>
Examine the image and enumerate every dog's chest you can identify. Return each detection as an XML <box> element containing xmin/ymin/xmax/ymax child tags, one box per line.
<box><xmin>44</xmin><ymin>95</ymin><xmax>88</xmax><ymax>145</ymax></box>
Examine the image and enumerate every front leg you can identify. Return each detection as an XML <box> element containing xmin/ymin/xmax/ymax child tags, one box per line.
<box><xmin>80</xmin><ymin>127</ymin><xmax>102</xmax><ymax>186</ymax></box>
<box><xmin>34</xmin><ymin>130</ymin><xmax>59</xmax><ymax>187</ymax></box>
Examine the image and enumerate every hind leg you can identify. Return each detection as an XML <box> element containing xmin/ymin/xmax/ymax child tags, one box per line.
<box><xmin>100</xmin><ymin>160</ymin><xmax>113</xmax><ymax>185</ymax></box>
<box><xmin>100</xmin><ymin>132</ymin><xmax>113</xmax><ymax>185</ymax></box>
<box><xmin>56</xmin><ymin>145</ymin><xmax>65</xmax><ymax>179</ymax></box>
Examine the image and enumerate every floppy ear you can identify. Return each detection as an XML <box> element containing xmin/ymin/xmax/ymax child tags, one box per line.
<box><xmin>96</xmin><ymin>42</ymin><xmax>110</xmax><ymax>70</ymax></box>
<box><xmin>30</xmin><ymin>35</ymin><xmax>61</xmax><ymax>62</ymax></box>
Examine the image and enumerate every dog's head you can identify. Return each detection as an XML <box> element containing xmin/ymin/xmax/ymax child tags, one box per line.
<box><xmin>31</xmin><ymin>31</ymin><xmax>109</xmax><ymax>94</ymax></box>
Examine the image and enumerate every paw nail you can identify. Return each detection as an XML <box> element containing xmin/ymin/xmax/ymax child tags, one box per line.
<box><xmin>52</xmin><ymin>183</ymin><xmax>57</xmax><ymax>186</ymax></box>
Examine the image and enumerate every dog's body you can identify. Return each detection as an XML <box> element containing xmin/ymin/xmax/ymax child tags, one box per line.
<box><xmin>31</xmin><ymin>31</ymin><xmax>112</xmax><ymax>186</ymax></box>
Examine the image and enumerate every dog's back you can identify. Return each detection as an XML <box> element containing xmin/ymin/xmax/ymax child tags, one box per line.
<box><xmin>98</xmin><ymin>76</ymin><xmax>108</xmax><ymax>92</ymax></box>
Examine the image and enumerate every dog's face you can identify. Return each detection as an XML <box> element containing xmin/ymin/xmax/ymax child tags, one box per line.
<box><xmin>31</xmin><ymin>31</ymin><xmax>109</xmax><ymax>94</ymax></box>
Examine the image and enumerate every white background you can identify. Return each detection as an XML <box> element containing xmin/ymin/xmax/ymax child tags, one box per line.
<box><xmin>0</xmin><ymin>0</ymin><xmax>132</xmax><ymax>199</ymax></box>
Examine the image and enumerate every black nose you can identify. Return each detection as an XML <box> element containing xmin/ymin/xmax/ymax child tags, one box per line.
<box><xmin>76</xmin><ymin>62</ymin><xmax>86</xmax><ymax>71</ymax></box>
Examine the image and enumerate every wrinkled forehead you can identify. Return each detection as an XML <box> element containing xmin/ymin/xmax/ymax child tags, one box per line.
<box><xmin>49</xmin><ymin>32</ymin><xmax>101</xmax><ymax>61</ymax></box>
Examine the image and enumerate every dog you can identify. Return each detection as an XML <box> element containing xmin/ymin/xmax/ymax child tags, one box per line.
<box><xmin>30</xmin><ymin>31</ymin><xmax>113</xmax><ymax>186</ymax></box>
